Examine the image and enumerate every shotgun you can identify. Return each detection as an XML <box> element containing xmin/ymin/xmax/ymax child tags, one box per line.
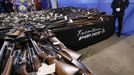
<box><xmin>27</xmin><ymin>42</ymin><xmax>41</xmax><ymax>71</ymax></box>
<box><xmin>17</xmin><ymin>48</ymin><xmax>36</xmax><ymax>75</ymax></box>
<box><xmin>2</xmin><ymin>43</ymin><xmax>15</xmax><ymax>75</ymax></box>
<box><xmin>39</xmin><ymin>44</ymin><xmax>81</xmax><ymax>75</ymax></box>
<box><xmin>0</xmin><ymin>36</ymin><xmax>15</xmax><ymax>74</ymax></box>
<box><xmin>45</xmin><ymin>40</ymin><xmax>92</xmax><ymax>75</ymax></box>
<box><xmin>40</xmin><ymin>31</ymin><xmax>83</xmax><ymax>61</ymax></box>
<box><xmin>0</xmin><ymin>41</ymin><xmax>9</xmax><ymax>74</ymax></box>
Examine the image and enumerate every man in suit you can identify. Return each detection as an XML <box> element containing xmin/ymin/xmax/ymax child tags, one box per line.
<box><xmin>111</xmin><ymin>0</ymin><xmax>129</xmax><ymax>37</ymax></box>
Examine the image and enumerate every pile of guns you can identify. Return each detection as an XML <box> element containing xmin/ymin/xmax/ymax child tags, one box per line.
<box><xmin>0</xmin><ymin>7</ymin><xmax>113</xmax><ymax>31</ymax></box>
<box><xmin>0</xmin><ymin>9</ymin><xmax>94</xmax><ymax>74</ymax></box>
<box><xmin>0</xmin><ymin>23</ymin><xmax>93</xmax><ymax>75</ymax></box>
<box><xmin>0</xmin><ymin>7</ymin><xmax>114</xmax><ymax>74</ymax></box>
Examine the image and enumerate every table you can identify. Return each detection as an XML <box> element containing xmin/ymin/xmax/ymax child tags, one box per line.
<box><xmin>52</xmin><ymin>20</ymin><xmax>115</xmax><ymax>50</ymax></box>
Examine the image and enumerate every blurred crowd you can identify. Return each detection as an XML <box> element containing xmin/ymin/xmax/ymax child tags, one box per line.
<box><xmin>0</xmin><ymin>0</ymin><xmax>48</xmax><ymax>13</ymax></box>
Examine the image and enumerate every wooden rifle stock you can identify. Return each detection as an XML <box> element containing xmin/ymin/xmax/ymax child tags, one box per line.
<box><xmin>40</xmin><ymin>31</ymin><xmax>83</xmax><ymax>61</ymax></box>
<box><xmin>0</xmin><ymin>41</ymin><xmax>9</xmax><ymax>74</ymax></box>
<box><xmin>7</xmin><ymin>29</ymin><xmax>24</xmax><ymax>38</ymax></box>
<box><xmin>18</xmin><ymin>62</ymin><xmax>36</xmax><ymax>75</ymax></box>
<box><xmin>2</xmin><ymin>56</ymin><xmax>13</xmax><ymax>75</ymax></box>
<box><xmin>2</xmin><ymin>44</ymin><xmax>15</xmax><ymax>75</ymax></box>
<box><xmin>57</xmin><ymin>43</ymin><xmax>83</xmax><ymax>61</ymax></box>
<box><xmin>40</xmin><ymin>31</ymin><xmax>55</xmax><ymax>40</ymax></box>
<box><xmin>50</xmin><ymin>37</ymin><xmax>83</xmax><ymax>61</ymax></box>
<box><xmin>32</xmin><ymin>55</ymin><xmax>41</xmax><ymax>71</ymax></box>
<box><xmin>58</xmin><ymin>50</ymin><xmax>92</xmax><ymax>75</ymax></box>
<box><xmin>18</xmin><ymin>48</ymin><xmax>36</xmax><ymax>75</ymax></box>
<box><xmin>45</xmin><ymin>55</ymin><xmax>79</xmax><ymax>75</ymax></box>
<box><xmin>46</xmin><ymin>41</ymin><xmax>92</xmax><ymax>75</ymax></box>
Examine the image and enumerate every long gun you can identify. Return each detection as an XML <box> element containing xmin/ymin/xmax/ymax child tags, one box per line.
<box><xmin>26</xmin><ymin>34</ymin><xmax>80</xmax><ymax>75</ymax></box>
<box><xmin>27</xmin><ymin>43</ymin><xmax>37</xmax><ymax>72</ymax></box>
<box><xmin>27</xmin><ymin>43</ymin><xmax>41</xmax><ymax>71</ymax></box>
<box><xmin>12</xmin><ymin>49</ymin><xmax>22</xmax><ymax>75</ymax></box>
<box><xmin>40</xmin><ymin>31</ymin><xmax>83</xmax><ymax>61</ymax></box>
<box><xmin>50</xmin><ymin>37</ymin><xmax>83</xmax><ymax>61</ymax></box>
<box><xmin>0</xmin><ymin>36</ymin><xmax>17</xmax><ymax>74</ymax></box>
<box><xmin>17</xmin><ymin>48</ymin><xmax>36</xmax><ymax>75</ymax></box>
<box><xmin>0</xmin><ymin>41</ymin><xmax>9</xmax><ymax>74</ymax></box>
<box><xmin>44</xmin><ymin>40</ymin><xmax>92</xmax><ymax>75</ymax></box>
<box><xmin>38</xmin><ymin>42</ymin><xmax>81</xmax><ymax>75</ymax></box>
<box><xmin>0</xmin><ymin>29</ymin><xmax>23</xmax><ymax>64</ymax></box>
<box><xmin>0</xmin><ymin>29</ymin><xmax>23</xmax><ymax>74</ymax></box>
<box><xmin>2</xmin><ymin>43</ymin><xmax>15</xmax><ymax>75</ymax></box>
<box><xmin>25</xmin><ymin>29</ymin><xmax>47</xmax><ymax>59</ymax></box>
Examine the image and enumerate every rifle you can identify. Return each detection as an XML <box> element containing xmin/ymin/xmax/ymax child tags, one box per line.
<box><xmin>44</xmin><ymin>40</ymin><xmax>92</xmax><ymax>75</ymax></box>
<box><xmin>0</xmin><ymin>28</ymin><xmax>24</xmax><ymax>74</ymax></box>
<box><xmin>0</xmin><ymin>41</ymin><xmax>9</xmax><ymax>74</ymax></box>
<box><xmin>25</xmin><ymin>31</ymin><xmax>79</xmax><ymax>75</ymax></box>
<box><xmin>12</xmin><ymin>49</ymin><xmax>22</xmax><ymax>75</ymax></box>
<box><xmin>17</xmin><ymin>47</ymin><xmax>36</xmax><ymax>75</ymax></box>
<box><xmin>0</xmin><ymin>36</ymin><xmax>15</xmax><ymax>74</ymax></box>
<box><xmin>40</xmin><ymin>31</ymin><xmax>83</xmax><ymax>61</ymax></box>
<box><xmin>2</xmin><ymin>43</ymin><xmax>15</xmax><ymax>75</ymax></box>
<box><xmin>50</xmin><ymin>36</ymin><xmax>83</xmax><ymax>61</ymax></box>
<box><xmin>24</xmin><ymin>29</ymin><xmax>47</xmax><ymax>59</ymax></box>
<box><xmin>27</xmin><ymin>43</ymin><xmax>38</xmax><ymax>72</ymax></box>
<box><xmin>27</xmin><ymin>42</ymin><xmax>41</xmax><ymax>71</ymax></box>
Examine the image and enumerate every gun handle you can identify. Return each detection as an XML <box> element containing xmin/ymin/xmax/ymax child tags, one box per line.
<box><xmin>33</xmin><ymin>55</ymin><xmax>41</xmax><ymax>71</ymax></box>
<box><xmin>58</xmin><ymin>43</ymin><xmax>83</xmax><ymax>61</ymax></box>
<box><xmin>7</xmin><ymin>30</ymin><xmax>22</xmax><ymax>38</ymax></box>
<box><xmin>18</xmin><ymin>63</ymin><xmax>36</xmax><ymax>75</ymax></box>
<box><xmin>2</xmin><ymin>56</ymin><xmax>13</xmax><ymax>75</ymax></box>
<box><xmin>38</xmin><ymin>52</ymin><xmax>47</xmax><ymax>59</ymax></box>
<box><xmin>45</xmin><ymin>56</ymin><xmax>79</xmax><ymax>75</ymax></box>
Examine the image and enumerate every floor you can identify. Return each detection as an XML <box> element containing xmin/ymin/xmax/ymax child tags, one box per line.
<box><xmin>78</xmin><ymin>34</ymin><xmax>134</xmax><ymax>75</ymax></box>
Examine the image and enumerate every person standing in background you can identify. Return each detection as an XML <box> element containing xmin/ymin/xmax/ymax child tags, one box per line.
<box><xmin>111</xmin><ymin>0</ymin><xmax>129</xmax><ymax>37</ymax></box>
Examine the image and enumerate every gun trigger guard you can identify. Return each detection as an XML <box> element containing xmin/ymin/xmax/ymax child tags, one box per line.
<box><xmin>57</xmin><ymin>54</ymin><xmax>62</xmax><ymax>59</ymax></box>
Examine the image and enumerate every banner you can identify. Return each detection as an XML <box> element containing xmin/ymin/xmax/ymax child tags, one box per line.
<box><xmin>53</xmin><ymin>20</ymin><xmax>114</xmax><ymax>50</ymax></box>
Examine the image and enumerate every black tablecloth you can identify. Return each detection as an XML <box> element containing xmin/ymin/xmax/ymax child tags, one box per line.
<box><xmin>53</xmin><ymin>20</ymin><xmax>115</xmax><ymax>50</ymax></box>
